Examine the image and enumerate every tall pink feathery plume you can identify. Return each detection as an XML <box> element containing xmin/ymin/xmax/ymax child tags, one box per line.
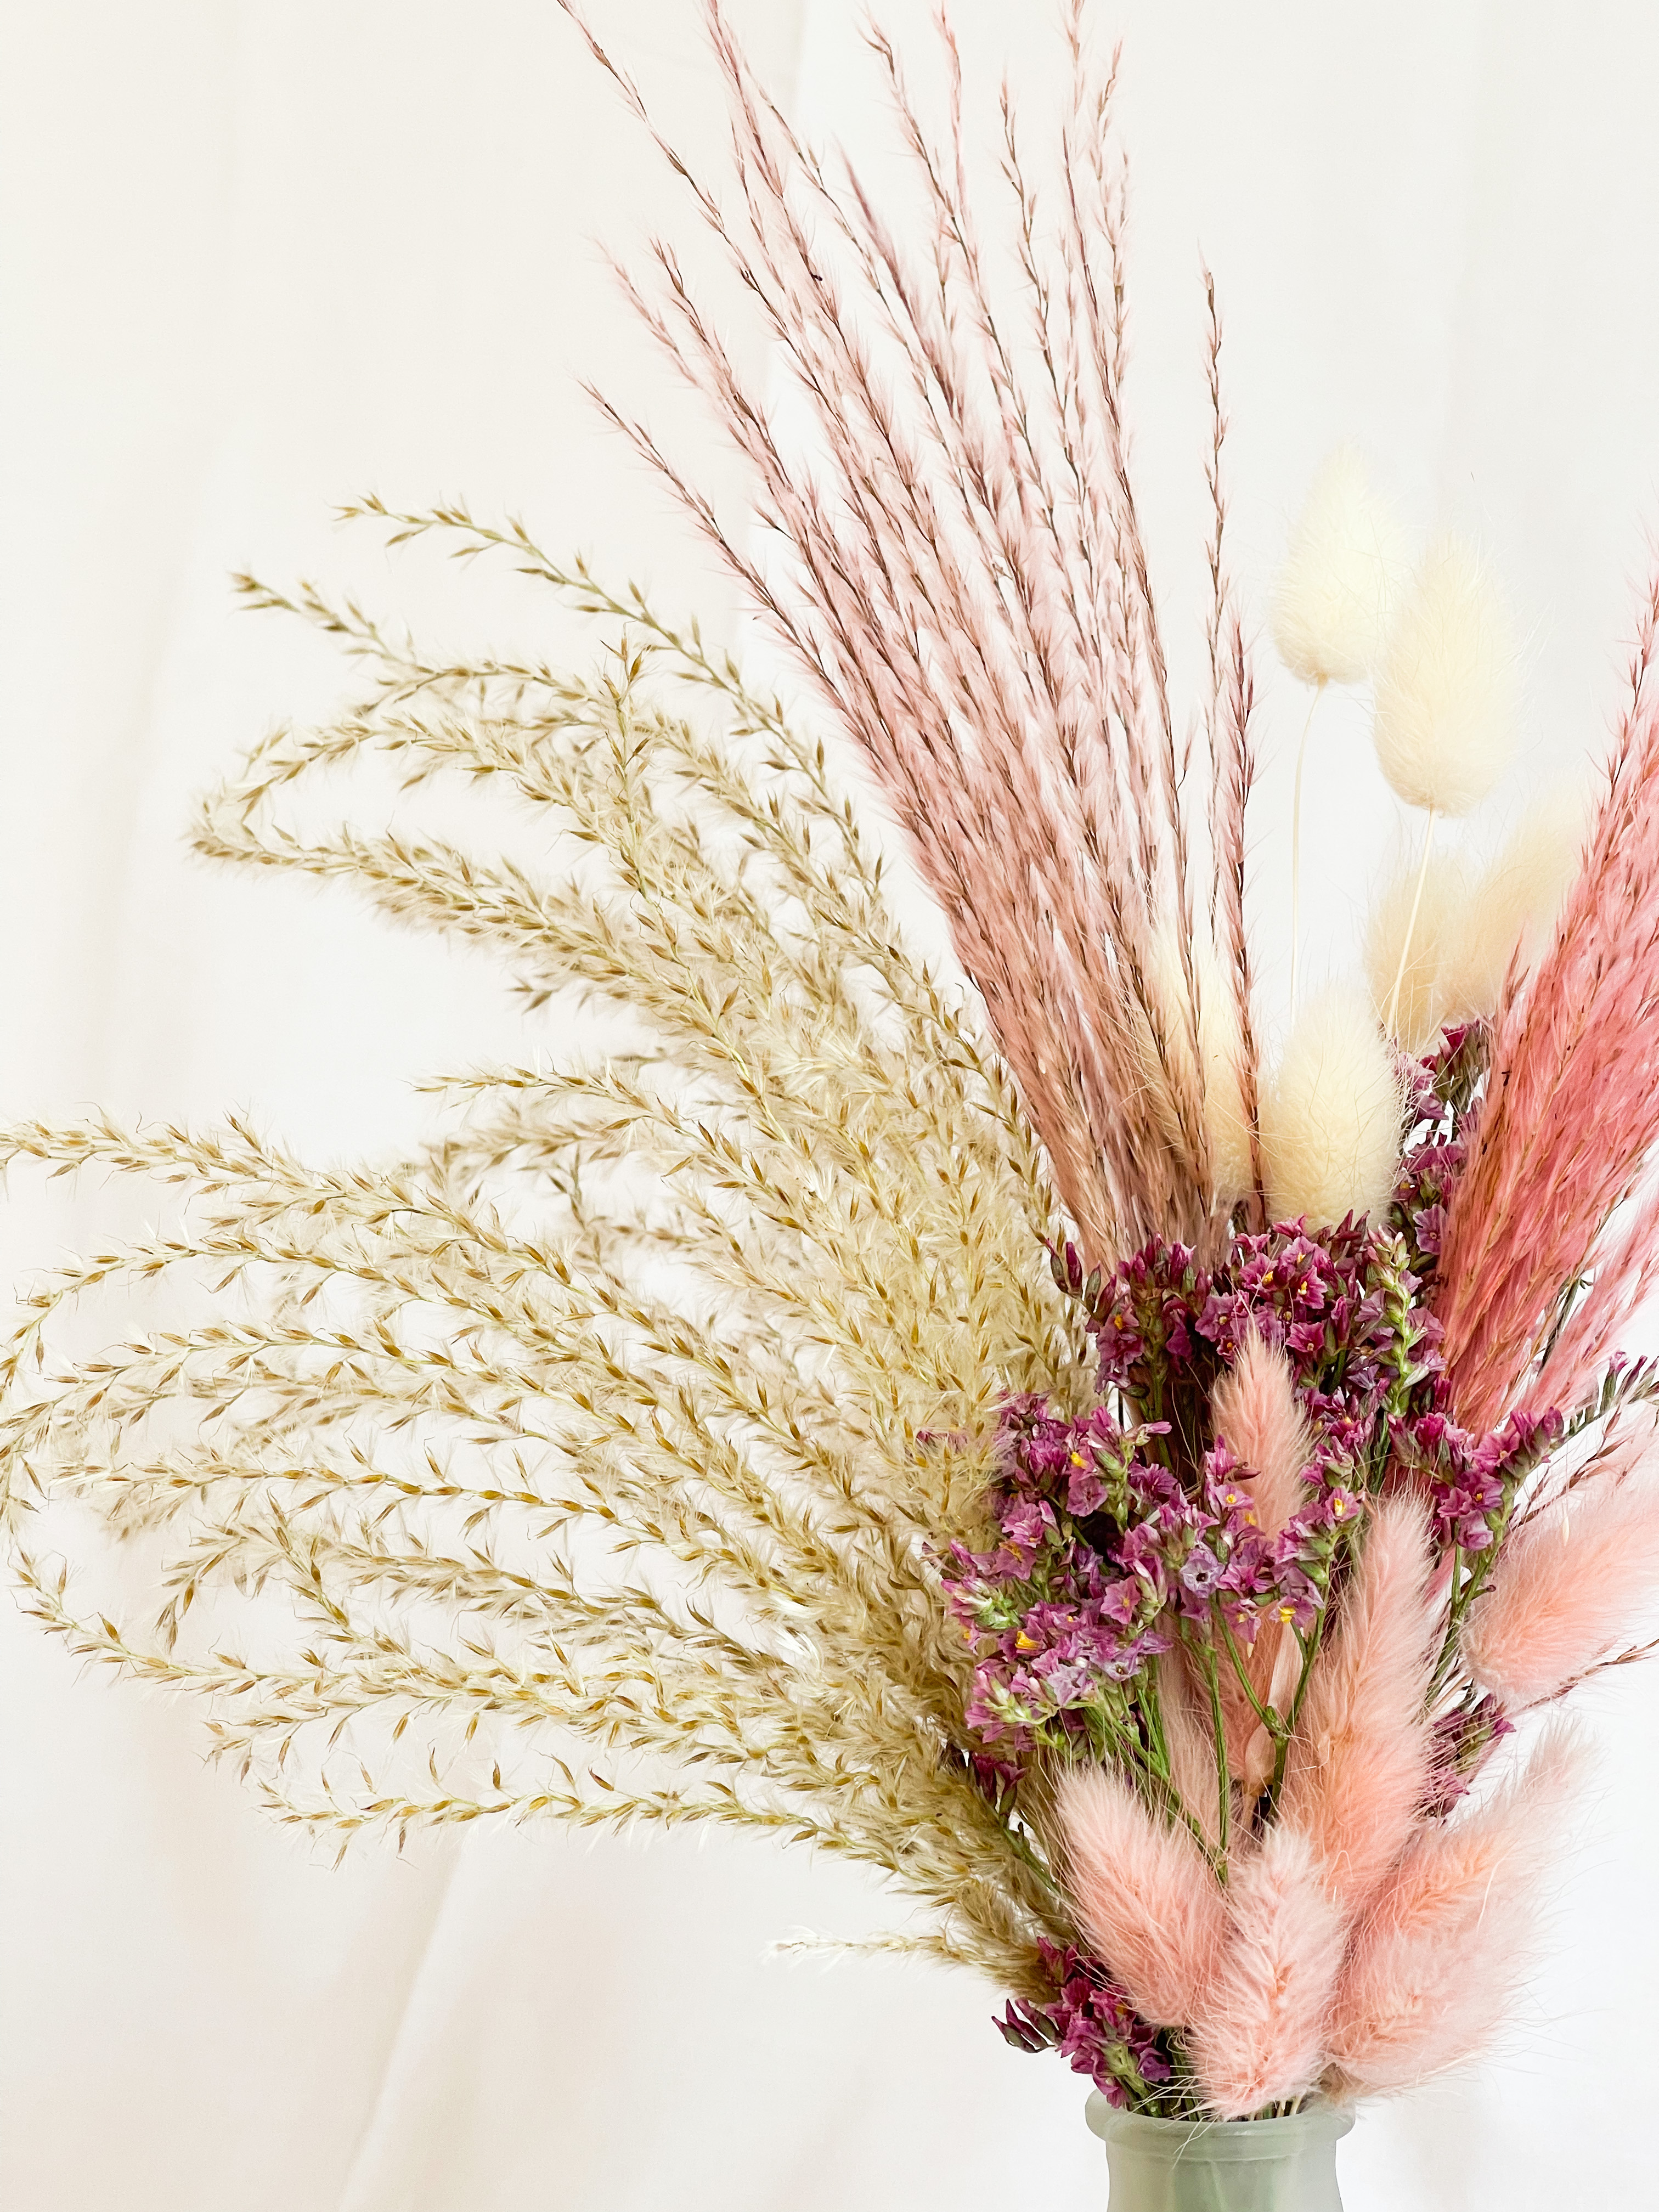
<box><xmin>1326</xmin><ymin>1720</ymin><xmax>1587</xmax><ymax>2095</ymax></box>
<box><xmin>1185</xmin><ymin>1824</ymin><xmax>1346</xmax><ymax>2119</ymax></box>
<box><xmin>1054</xmin><ymin>1765</ymin><xmax>1225</xmax><ymax>2027</ymax></box>
<box><xmin>1436</xmin><ymin>567</ymin><xmax>1659</xmax><ymax>1429</ymax></box>
<box><xmin>553</xmin><ymin>0</ymin><xmax>1265</xmax><ymax>1265</ymax></box>
<box><xmin>1210</xmin><ymin>1334</ymin><xmax>1311</xmax><ymax>1782</ymax></box>
<box><xmin>1278</xmin><ymin>1496</ymin><xmax>1439</xmax><ymax>1918</ymax></box>
<box><xmin>1463</xmin><ymin>1427</ymin><xmax>1659</xmax><ymax>1707</ymax></box>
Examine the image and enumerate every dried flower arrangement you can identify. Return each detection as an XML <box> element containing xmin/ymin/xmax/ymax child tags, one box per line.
<box><xmin>9</xmin><ymin>0</ymin><xmax>1659</xmax><ymax>2150</ymax></box>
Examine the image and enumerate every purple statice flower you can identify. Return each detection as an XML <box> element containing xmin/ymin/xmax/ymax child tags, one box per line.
<box><xmin>1424</xmin><ymin>1692</ymin><xmax>1515</xmax><ymax>1815</ymax></box>
<box><xmin>997</xmin><ymin>1943</ymin><xmax>1169</xmax><ymax>2102</ymax></box>
<box><xmin>1389</xmin><ymin>1404</ymin><xmax>1565</xmax><ymax>1554</ymax></box>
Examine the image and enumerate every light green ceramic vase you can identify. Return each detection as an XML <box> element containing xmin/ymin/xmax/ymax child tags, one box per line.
<box><xmin>1085</xmin><ymin>2098</ymin><xmax>1354</xmax><ymax>2212</ymax></box>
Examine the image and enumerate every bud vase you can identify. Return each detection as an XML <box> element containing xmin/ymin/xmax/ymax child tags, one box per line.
<box><xmin>1085</xmin><ymin>2097</ymin><xmax>1354</xmax><ymax>2211</ymax></box>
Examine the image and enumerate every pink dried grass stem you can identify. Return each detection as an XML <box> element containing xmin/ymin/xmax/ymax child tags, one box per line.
<box><xmin>555</xmin><ymin>0</ymin><xmax>1263</xmax><ymax>1264</ymax></box>
<box><xmin>1437</xmin><ymin>565</ymin><xmax>1659</xmax><ymax>1426</ymax></box>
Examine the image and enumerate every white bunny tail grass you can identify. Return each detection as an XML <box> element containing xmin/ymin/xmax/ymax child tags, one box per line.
<box><xmin>1440</xmin><ymin>782</ymin><xmax>1595</xmax><ymax>1022</ymax></box>
<box><xmin>1364</xmin><ymin>848</ymin><xmax>1474</xmax><ymax>1053</ymax></box>
<box><xmin>1261</xmin><ymin>984</ymin><xmax>1404</xmax><ymax>1228</ymax></box>
<box><xmin>1271</xmin><ymin>447</ymin><xmax>1408</xmax><ymax>688</ymax></box>
<box><xmin>1372</xmin><ymin>536</ymin><xmax>1519</xmax><ymax>815</ymax></box>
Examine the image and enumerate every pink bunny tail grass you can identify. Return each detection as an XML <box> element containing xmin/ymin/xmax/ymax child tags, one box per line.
<box><xmin>1055</xmin><ymin>1765</ymin><xmax>1225</xmax><ymax>2028</ymax></box>
<box><xmin>1211</xmin><ymin>1332</ymin><xmax>1311</xmax><ymax>1540</ymax></box>
<box><xmin>1211</xmin><ymin>1333</ymin><xmax>1312</xmax><ymax>1778</ymax></box>
<box><xmin>1463</xmin><ymin>1445</ymin><xmax>1659</xmax><ymax>1707</ymax></box>
<box><xmin>1186</xmin><ymin>1824</ymin><xmax>1346</xmax><ymax>2119</ymax></box>
<box><xmin>1279</xmin><ymin>1496</ymin><xmax>1439</xmax><ymax>1917</ymax></box>
<box><xmin>1156</xmin><ymin>1652</ymin><xmax>1224</xmax><ymax>1848</ymax></box>
<box><xmin>1325</xmin><ymin>1720</ymin><xmax>1588</xmax><ymax>2095</ymax></box>
<box><xmin>1436</xmin><ymin>566</ymin><xmax>1659</xmax><ymax>1429</ymax></box>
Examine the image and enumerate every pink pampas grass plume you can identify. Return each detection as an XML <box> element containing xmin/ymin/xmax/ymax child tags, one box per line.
<box><xmin>1325</xmin><ymin>1720</ymin><xmax>1587</xmax><ymax>2095</ymax></box>
<box><xmin>1434</xmin><ymin>569</ymin><xmax>1659</xmax><ymax>1430</ymax></box>
<box><xmin>1279</xmin><ymin>1496</ymin><xmax>1439</xmax><ymax>1918</ymax></box>
<box><xmin>1463</xmin><ymin>1440</ymin><xmax>1659</xmax><ymax>1707</ymax></box>
<box><xmin>1055</xmin><ymin>1765</ymin><xmax>1225</xmax><ymax>2028</ymax></box>
<box><xmin>1186</xmin><ymin>1824</ymin><xmax>1346</xmax><ymax>2118</ymax></box>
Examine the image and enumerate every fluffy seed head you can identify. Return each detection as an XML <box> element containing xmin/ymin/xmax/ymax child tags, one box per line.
<box><xmin>1210</xmin><ymin>1331</ymin><xmax>1310</xmax><ymax>1541</ymax></box>
<box><xmin>1271</xmin><ymin>447</ymin><xmax>1407</xmax><ymax>686</ymax></box>
<box><xmin>1186</xmin><ymin>1824</ymin><xmax>1347</xmax><ymax>2118</ymax></box>
<box><xmin>1325</xmin><ymin>1722</ymin><xmax>1587</xmax><ymax>2095</ymax></box>
<box><xmin>1364</xmin><ymin>848</ymin><xmax>1474</xmax><ymax>1052</ymax></box>
<box><xmin>1260</xmin><ymin>983</ymin><xmax>1403</xmax><ymax>1227</ymax></box>
<box><xmin>1278</xmin><ymin>1496</ymin><xmax>1439</xmax><ymax>1918</ymax></box>
<box><xmin>1054</xmin><ymin>1764</ymin><xmax>1226</xmax><ymax>2028</ymax></box>
<box><xmin>1462</xmin><ymin>1440</ymin><xmax>1659</xmax><ymax>1707</ymax></box>
<box><xmin>1372</xmin><ymin>537</ymin><xmax>1519</xmax><ymax>815</ymax></box>
<box><xmin>1438</xmin><ymin>783</ymin><xmax>1593</xmax><ymax>1023</ymax></box>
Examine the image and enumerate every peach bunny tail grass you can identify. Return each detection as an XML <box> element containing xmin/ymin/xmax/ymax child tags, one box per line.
<box><xmin>1155</xmin><ymin>1652</ymin><xmax>1223</xmax><ymax>1849</ymax></box>
<box><xmin>1186</xmin><ymin>1824</ymin><xmax>1346</xmax><ymax>2119</ymax></box>
<box><xmin>1054</xmin><ymin>1765</ymin><xmax>1225</xmax><ymax>2028</ymax></box>
<box><xmin>1325</xmin><ymin>1720</ymin><xmax>1588</xmax><ymax>2096</ymax></box>
<box><xmin>1278</xmin><ymin>1494</ymin><xmax>1439</xmax><ymax>1918</ymax></box>
<box><xmin>1210</xmin><ymin>1331</ymin><xmax>1310</xmax><ymax>1541</ymax></box>
<box><xmin>1210</xmin><ymin>1333</ymin><xmax>1312</xmax><ymax>1782</ymax></box>
<box><xmin>1463</xmin><ymin>1436</ymin><xmax>1659</xmax><ymax>1708</ymax></box>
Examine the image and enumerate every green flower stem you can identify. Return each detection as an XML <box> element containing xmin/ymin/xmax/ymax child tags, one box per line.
<box><xmin>1218</xmin><ymin>1610</ymin><xmax>1285</xmax><ymax>1740</ymax></box>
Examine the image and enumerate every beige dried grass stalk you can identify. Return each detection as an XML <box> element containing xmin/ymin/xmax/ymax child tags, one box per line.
<box><xmin>0</xmin><ymin>545</ymin><xmax>1092</xmax><ymax>1993</ymax></box>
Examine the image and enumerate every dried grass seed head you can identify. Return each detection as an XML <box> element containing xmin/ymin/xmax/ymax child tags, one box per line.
<box><xmin>1438</xmin><ymin>781</ymin><xmax>1594</xmax><ymax>1022</ymax></box>
<box><xmin>1364</xmin><ymin>846</ymin><xmax>1475</xmax><ymax>1053</ymax></box>
<box><xmin>1372</xmin><ymin>535</ymin><xmax>1519</xmax><ymax>815</ymax></box>
<box><xmin>1260</xmin><ymin>981</ymin><xmax>1403</xmax><ymax>1227</ymax></box>
<box><xmin>1271</xmin><ymin>446</ymin><xmax>1407</xmax><ymax>687</ymax></box>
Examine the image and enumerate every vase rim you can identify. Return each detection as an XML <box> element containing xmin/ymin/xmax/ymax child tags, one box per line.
<box><xmin>1084</xmin><ymin>2094</ymin><xmax>1355</xmax><ymax>2158</ymax></box>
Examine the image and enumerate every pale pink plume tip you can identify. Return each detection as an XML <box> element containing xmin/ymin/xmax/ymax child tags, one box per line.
<box><xmin>1462</xmin><ymin>1441</ymin><xmax>1659</xmax><ymax>1707</ymax></box>
<box><xmin>1211</xmin><ymin>1332</ymin><xmax>1311</xmax><ymax>1541</ymax></box>
<box><xmin>1055</xmin><ymin>1765</ymin><xmax>1225</xmax><ymax>2028</ymax></box>
<box><xmin>1211</xmin><ymin>1334</ymin><xmax>1312</xmax><ymax>1786</ymax></box>
<box><xmin>1186</xmin><ymin>1823</ymin><xmax>1346</xmax><ymax>2119</ymax></box>
<box><xmin>1155</xmin><ymin>1652</ymin><xmax>1224</xmax><ymax>1849</ymax></box>
<box><xmin>1325</xmin><ymin>1720</ymin><xmax>1587</xmax><ymax>2095</ymax></box>
<box><xmin>1279</xmin><ymin>1495</ymin><xmax>1439</xmax><ymax>1918</ymax></box>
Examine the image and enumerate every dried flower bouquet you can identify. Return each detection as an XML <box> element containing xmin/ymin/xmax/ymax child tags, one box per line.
<box><xmin>9</xmin><ymin>0</ymin><xmax>1659</xmax><ymax>2138</ymax></box>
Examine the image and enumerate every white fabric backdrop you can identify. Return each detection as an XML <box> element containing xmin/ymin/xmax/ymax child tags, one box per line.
<box><xmin>7</xmin><ymin>4</ymin><xmax>1659</xmax><ymax>2204</ymax></box>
